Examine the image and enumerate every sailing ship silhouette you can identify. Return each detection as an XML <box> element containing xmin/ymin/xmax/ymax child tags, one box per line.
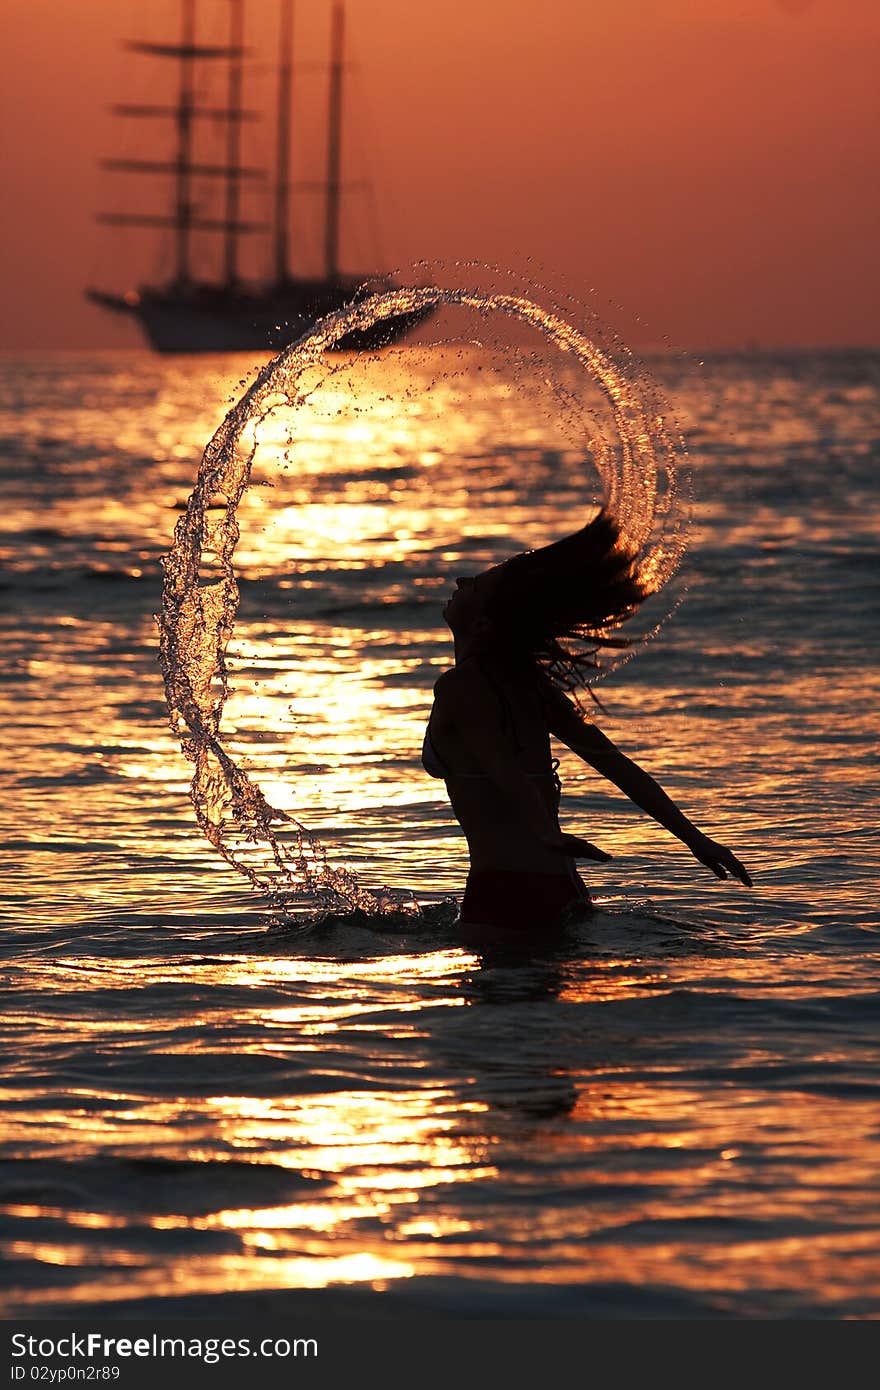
<box><xmin>87</xmin><ymin>0</ymin><xmax>434</xmax><ymax>353</ymax></box>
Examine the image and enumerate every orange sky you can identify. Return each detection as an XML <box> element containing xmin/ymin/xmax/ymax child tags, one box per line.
<box><xmin>2</xmin><ymin>0</ymin><xmax>878</xmax><ymax>350</ymax></box>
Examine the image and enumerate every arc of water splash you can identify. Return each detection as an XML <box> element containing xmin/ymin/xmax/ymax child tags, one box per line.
<box><xmin>159</xmin><ymin>285</ymin><xmax>690</xmax><ymax>927</ymax></box>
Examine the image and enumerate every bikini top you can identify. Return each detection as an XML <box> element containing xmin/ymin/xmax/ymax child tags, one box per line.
<box><xmin>421</xmin><ymin>720</ymin><xmax>449</xmax><ymax>779</ymax></box>
<box><xmin>421</xmin><ymin>716</ymin><xmax>561</xmax><ymax>790</ymax></box>
<box><xmin>422</xmin><ymin>658</ymin><xmax>560</xmax><ymax>782</ymax></box>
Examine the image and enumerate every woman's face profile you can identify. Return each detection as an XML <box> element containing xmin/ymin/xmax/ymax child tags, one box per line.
<box><xmin>443</xmin><ymin>569</ymin><xmax>504</xmax><ymax>633</ymax></box>
<box><xmin>442</xmin><ymin>576</ymin><xmax>479</xmax><ymax>630</ymax></box>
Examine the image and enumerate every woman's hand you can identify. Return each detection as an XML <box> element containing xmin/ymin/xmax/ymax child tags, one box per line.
<box><xmin>689</xmin><ymin>833</ymin><xmax>752</xmax><ymax>886</ymax></box>
<box><xmin>559</xmin><ymin>833</ymin><xmax>613</xmax><ymax>862</ymax></box>
<box><xmin>538</xmin><ymin>829</ymin><xmax>612</xmax><ymax>861</ymax></box>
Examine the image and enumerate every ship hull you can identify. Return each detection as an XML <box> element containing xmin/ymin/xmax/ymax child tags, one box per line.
<box><xmin>87</xmin><ymin>281</ymin><xmax>434</xmax><ymax>355</ymax></box>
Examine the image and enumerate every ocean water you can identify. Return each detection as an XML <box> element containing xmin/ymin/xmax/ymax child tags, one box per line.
<box><xmin>1</xmin><ymin>323</ymin><xmax>879</xmax><ymax>1319</ymax></box>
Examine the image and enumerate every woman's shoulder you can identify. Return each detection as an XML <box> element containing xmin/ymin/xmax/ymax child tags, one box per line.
<box><xmin>433</xmin><ymin>658</ymin><xmax>514</xmax><ymax>711</ymax></box>
<box><xmin>433</xmin><ymin>661</ymin><xmax>483</xmax><ymax>699</ymax></box>
<box><xmin>432</xmin><ymin>667</ymin><xmax>456</xmax><ymax>696</ymax></box>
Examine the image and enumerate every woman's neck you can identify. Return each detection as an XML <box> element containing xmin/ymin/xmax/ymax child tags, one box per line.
<box><xmin>453</xmin><ymin>633</ymin><xmax>481</xmax><ymax>664</ymax></box>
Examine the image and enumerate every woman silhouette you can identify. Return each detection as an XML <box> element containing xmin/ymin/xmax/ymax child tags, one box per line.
<box><xmin>423</xmin><ymin>509</ymin><xmax>751</xmax><ymax>939</ymax></box>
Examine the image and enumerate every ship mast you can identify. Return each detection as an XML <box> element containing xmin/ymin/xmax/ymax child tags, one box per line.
<box><xmin>174</xmin><ymin>0</ymin><xmax>196</xmax><ymax>283</ymax></box>
<box><xmin>223</xmin><ymin>0</ymin><xmax>245</xmax><ymax>286</ymax></box>
<box><xmin>274</xmin><ymin>0</ymin><xmax>294</xmax><ymax>283</ymax></box>
<box><xmin>324</xmin><ymin>2</ymin><xmax>344</xmax><ymax>281</ymax></box>
<box><xmin>97</xmin><ymin>0</ymin><xmax>264</xmax><ymax>290</ymax></box>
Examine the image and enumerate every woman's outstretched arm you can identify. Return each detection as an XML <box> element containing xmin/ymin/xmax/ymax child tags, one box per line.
<box><xmin>542</xmin><ymin>683</ymin><xmax>753</xmax><ymax>886</ymax></box>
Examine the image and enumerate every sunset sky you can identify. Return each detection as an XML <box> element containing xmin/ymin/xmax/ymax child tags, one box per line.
<box><xmin>2</xmin><ymin>0</ymin><xmax>878</xmax><ymax>351</ymax></box>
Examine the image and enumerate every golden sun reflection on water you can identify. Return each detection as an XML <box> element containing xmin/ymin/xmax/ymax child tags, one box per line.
<box><xmin>4</xmin><ymin>1248</ymin><xmax>419</xmax><ymax>1307</ymax></box>
<box><xmin>219</xmin><ymin>639</ymin><xmax>439</xmax><ymax>827</ymax></box>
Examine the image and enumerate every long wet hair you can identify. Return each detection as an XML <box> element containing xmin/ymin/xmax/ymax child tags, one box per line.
<box><xmin>483</xmin><ymin>508</ymin><xmax>657</xmax><ymax>709</ymax></box>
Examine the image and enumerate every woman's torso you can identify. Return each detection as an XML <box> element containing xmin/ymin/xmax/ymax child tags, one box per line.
<box><xmin>426</xmin><ymin>658</ymin><xmax>573</xmax><ymax>874</ymax></box>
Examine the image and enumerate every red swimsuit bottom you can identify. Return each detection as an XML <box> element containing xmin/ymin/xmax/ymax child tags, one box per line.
<box><xmin>459</xmin><ymin>866</ymin><xmax>592</xmax><ymax>934</ymax></box>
